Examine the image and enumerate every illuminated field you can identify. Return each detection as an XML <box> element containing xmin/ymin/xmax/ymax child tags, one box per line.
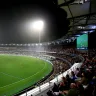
<box><xmin>0</xmin><ymin>54</ymin><xmax>52</xmax><ymax>96</ymax></box>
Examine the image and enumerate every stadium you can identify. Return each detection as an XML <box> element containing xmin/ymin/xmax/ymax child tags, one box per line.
<box><xmin>0</xmin><ymin>0</ymin><xmax>96</xmax><ymax>96</ymax></box>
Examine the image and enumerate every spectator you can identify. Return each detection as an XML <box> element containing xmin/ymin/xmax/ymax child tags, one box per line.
<box><xmin>63</xmin><ymin>83</ymin><xmax>79</xmax><ymax>96</ymax></box>
<box><xmin>76</xmin><ymin>81</ymin><xmax>84</xmax><ymax>96</ymax></box>
<box><xmin>66</xmin><ymin>74</ymin><xmax>72</xmax><ymax>89</ymax></box>
<box><xmin>70</xmin><ymin>71</ymin><xmax>78</xmax><ymax>82</ymax></box>
<box><xmin>74</xmin><ymin>68</ymin><xmax>81</xmax><ymax>77</ymax></box>
<box><xmin>79</xmin><ymin>72</ymin><xmax>88</xmax><ymax>85</ymax></box>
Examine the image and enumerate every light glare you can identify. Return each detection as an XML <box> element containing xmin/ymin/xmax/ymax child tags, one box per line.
<box><xmin>32</xmin><ymin>20</ymin><xmax>44</xmax><ymax>31</ymax></box>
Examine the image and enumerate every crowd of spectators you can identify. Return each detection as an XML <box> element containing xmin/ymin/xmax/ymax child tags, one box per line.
<box><xmin>47</xmin><ymin>49</ymin><xmax>96</xmax><ymax>96</ymax></box>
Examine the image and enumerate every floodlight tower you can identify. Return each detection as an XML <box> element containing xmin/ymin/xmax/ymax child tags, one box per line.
<box><xmin>32</xmin><ymin>20</ymin><xmax>44</xmax><ymax>43</ymax></box>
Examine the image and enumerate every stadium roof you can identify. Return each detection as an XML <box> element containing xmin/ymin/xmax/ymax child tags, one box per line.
<box><xmin>57</xmin><ymin>0</ymin><xmax>96</xmax><ymax>40</ymax></box>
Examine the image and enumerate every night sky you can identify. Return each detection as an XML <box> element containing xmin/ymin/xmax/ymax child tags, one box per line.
<box><xmin>0</xmin><ymin>0</ymin><xmax>69</xmax><ymax>43</ymax></box>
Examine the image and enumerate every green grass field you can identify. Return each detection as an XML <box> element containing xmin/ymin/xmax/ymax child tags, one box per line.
<box><xmin>0</xmin><ymin>54</ymin><xmax>53</xmax><ymax>96</ymax></box>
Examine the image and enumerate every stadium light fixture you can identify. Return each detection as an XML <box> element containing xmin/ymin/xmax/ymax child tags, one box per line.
<box><xmin>90</xmin><ymin>30</ymin><xmax>94</xmax><ymax>33</ymax></box>
<box><xmin>32</xmin><ymin>20</ymin><xmax>44</xmax><ymax>43</ymax></box>
<box><xmin>48</xmin><ymin>42</ymin><xmax>50</xmax><ymax>45</ymax></box>
<box><xmin>81</xmin><ymin>31</ymin><xmax>88</xmax><ymax>34</ymax></box>
<box><xmin>36</xmin><ymin>43</ymin><xmax>38</xmax><ymax>46</ymax></box>
<box><xmin>32</xmin><ymin>20</ymin><xmax>44</xmax><ymax>31</ymax></box>
<box><xmin>40</xmin><ymin>43</ymin><xmax>42</xmax><ymax>46</ymax></box>
<box><xmin>78</xmin><ymin>26</ymin><xmax>82</xmax><ymax>29</ymax></box>
<box><xmin>75</xmin><ymin>35</ymin><xmax>81</xmax><ymax>37</ymax></box>
<box><xmin>28</xmin><ymin>44</ymin><xmax>30</xmax><ymax>46</ymax></box>
<box><xmin>92</xmin><ymin>25</ymin><xmax>96</xmax><ymax>29</ymax></box>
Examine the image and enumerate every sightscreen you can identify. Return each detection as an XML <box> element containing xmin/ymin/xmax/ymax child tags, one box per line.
<box><xmin>76</xmin><ymin>34</ymin><xmax>88</xmax><ymax>49</ymax></box>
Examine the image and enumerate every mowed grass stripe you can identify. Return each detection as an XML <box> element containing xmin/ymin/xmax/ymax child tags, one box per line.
<box><xmin>0</xmin><ymin>72</ymin><xmax>22</xmax><ymax>80</ymax></box>
<box><xmin>0</xmin><ymin>54</ymin><xmax>52</xmax><ymax>96</ymax></box>
<box><xmin>0</xmin><ymin>73</ymin><xmax>21</xmax><ymax>89</ymax></box>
